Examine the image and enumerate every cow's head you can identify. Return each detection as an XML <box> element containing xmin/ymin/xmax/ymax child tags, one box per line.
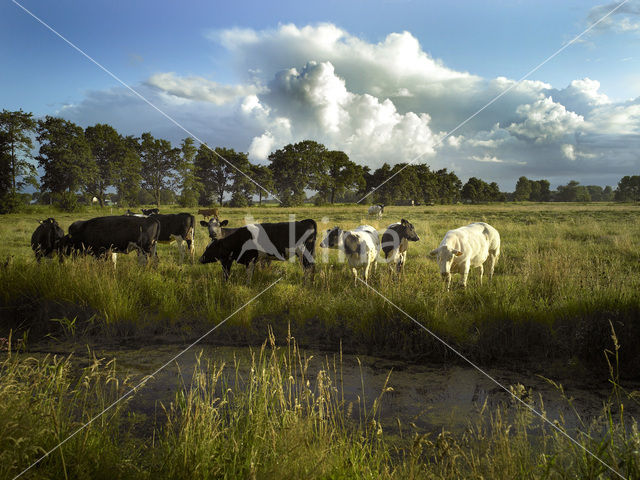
<box><xmin>39</xmin><ymin>218</ymin><xmax>65</xmax><ymax>249</ymax></box>
<box><xmin>400</xmin><ymin>219</ymin><xmax>419</xmax><ymax>242</ymax></box>
<box><xmin>320</xmin><ymin>226</ymin><xmax>342</xmax><ymax>248</ymax></box>
<box><xmin>429</xmin><ymin>245</ymin><xmax>462</xmax><ymax>285</ymax></box>
<box><xmin>200</xmin><ymin>218</ymin><xmax>229</xmax><ymax>240</ymax></box>
<box><xmin>199</xmin><ymin>240</ymin><xmax>223</xmax><ymax>264</ymax></box>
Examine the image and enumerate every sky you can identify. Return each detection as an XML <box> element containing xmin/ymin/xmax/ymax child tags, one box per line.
<box><xmin>2</xmin><ymin>0</ymin><xmax>640</xmax><ymax>190</ymax></box>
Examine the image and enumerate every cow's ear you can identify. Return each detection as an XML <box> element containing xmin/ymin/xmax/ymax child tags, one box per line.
<box><xmin>401</xmin><ymin>218</ymin><xmax>408</xmax><ymax>225</ymax></box>
<box><xmin>429</xmin><ymin>248</ymin><xmax>438</xmax><ymax>257</ymax></box>
<box><xmin>454</xmin><ymin>250</ymin><xmax>463</xmax><ymax>256</ymax></box>
<box><xmin>220</xmin><ymin>220</ymin><xmax>229</xmax><ymax>227</ymax></box>
<box><xmin>200</xmin><ymin>220</ymin><xmax>209</xmax><ymax>227</ymax></box>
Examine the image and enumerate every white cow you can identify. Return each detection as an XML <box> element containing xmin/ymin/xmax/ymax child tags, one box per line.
<box><xmin>368</xmin><ymin>204</ymin><xmax>385</xmax><ymax>217</ymax></box>
<box><xmin>429</xmin><ymin>222</ymin><xmax>500</xmax><ymax>290</ymax></box>
<box><xmin>320</xmin><ymin>225</ymin><xmax>380</xmax><ymax>284</ymax></box>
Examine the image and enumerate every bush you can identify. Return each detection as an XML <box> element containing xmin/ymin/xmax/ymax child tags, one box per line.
<box><xmin>55</xmin><ymin>191</ymin><xmax>80</xmax><ymax>212</ymax></box>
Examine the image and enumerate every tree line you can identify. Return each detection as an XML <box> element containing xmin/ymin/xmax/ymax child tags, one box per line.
<box><xmin>1</xmin><ymin>109</ymin><xmax>639</xmax><ymax>212</ymax></box>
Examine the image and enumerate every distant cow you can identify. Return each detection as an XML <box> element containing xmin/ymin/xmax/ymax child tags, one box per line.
<box><xmin>320</xmin><ymin>225</ymin><xmax>380</xmax><ymax>284</ymax></box>
<box><xmin>125</xmin><ymin>209</ymin><xmax>146</xmax><ymax>217</ymax></box>
<box><xmin>31</xmin><ymin>218</ymin><xmax>65</xmax><ymax>262</ymax></box>
<box><xmin>61</xmin><ymin>215</ymin><xmax>160</xmax><ymax>267</ymax></box>
<box><xmin>150</xmin><ymin>213</ymin><xmax>196</xmax><ymax>263</ymax></box>
<box><xmin>200</xmin><ymin>219</ymin><xmax>317</xmax><ymax>282</ymax></box>
<box><xmin>197</xmin><ymin>208</ymin><xmax>219</xmax><ymax>219</ymax></box>
<box><xmin>141</xmin><ymin>208</ymin><xmax>159</xmax><ymax>216</ymax></box>
<box><xmin>368</xmin><ymin>204</ymin><xmax>385</xmax><ymax>217</ymax></box>
<box><xmin>380</xmin><ymin>219</ymin><xmax>420</xmax><ymax>274</ymax></box>
<box><xmin>429</xmin><ymin>222</ymin><xmax>500</xmax><ymax>290</ymax></box>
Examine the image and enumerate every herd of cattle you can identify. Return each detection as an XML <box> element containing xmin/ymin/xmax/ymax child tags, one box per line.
<box><xmin>30</xmin><ymin>209</ymin><xmax>501</xmax><ymax>289</ymax></box>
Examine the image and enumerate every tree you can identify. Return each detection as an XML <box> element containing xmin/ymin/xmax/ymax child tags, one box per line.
<box><xmin>513</xmin><ymin>176</ymin><xmax>532</xmax><ymax>201</ymax></box>
<box><xmin>36</xmin><ymin>116</ymin><xmax>95</xmax><ymax>197</ymax></box>
<box><xmin>614</xmin><ymin>176</ymin><xmax>640</xmax><ymax>202</ymax></box>
<box><xmin>602</xmin><ymin>185</ymin><xmax>614</xmax><ymax>201</ymax></box>
<box><xmin>0</xmin><ymin>109</ymin><xmax>38</xmax><ymax>212</ymax></box>
<box><xmin>139</xmin><ymin>132</ymin><xmax>179</xmax><ymax>206</ymax></box>
<box><xmin>228</xmin><ymin>150</ymin><xmax>253</xmax><ymax>207</ymax></box>
<box><xmin>177</xmin><ymin>137</ymin><xmax>202</xmax><ymax>207</ymax></box>
<box><xmin>586</xmin><ymin>185</ymin><xmax>604</xmax><ymax>202</ymax></box>
<box><xmin>321</xmin><ymin>151</ymin><xmax>362</xmax><ymax>203</ymax></box>
<box><xmin>269</xmin><ymin>140</ymin><xmax>325</xmax><ymax>206</ymax></box>
<box><xmin>84</xmin><ymin>123</ymin><xmax>124</xmax><ymax>207</ymax></box>
<box><xmin>555</xmin><ymin>180</ymin><xmax>585</xmax><ymax>202</ymax></box>
<box><xmin>250</xmin><ymin>164</ymin><xmax>274</xmax><ymax>205</ymax></box>
<box><xmin>194</xmin><ymin>145</ymin><xmax>239</xmax><ymax>205</ymax></box>
<box><xmin>434</xmin><ymin>168</ymin><xmax>462</xmax><ymax>204</ymax></box>
<box><xmin>114</xmin><ymin>136</ymin><xmax>142</xmax><ymax>206</ymax></box>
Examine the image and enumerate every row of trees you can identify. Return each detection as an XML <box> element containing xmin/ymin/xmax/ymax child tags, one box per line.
<box><xmin>1</xmin><ymin>109</ymin><xmax>639</xmax><ymax>212</ymax></box>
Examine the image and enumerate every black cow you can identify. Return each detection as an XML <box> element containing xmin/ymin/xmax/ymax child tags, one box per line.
<box><xmin>199</xmin><ymin>219</ymin><xmax>317</xmax><ymax>282</ymax></box>
<box><xmin>150</xmin><ymin>213</ymin><xmax>196</xmax><ymax>263</ymax></box>
<box><xmin>61</xmin><ymin>215</ymin><xmax>160</xmax><ymax>266</ymax></box>
<box><xmin>380</xmin><ymin>219</ymin><xmax>420</xmax><ymax>274</ymax></box>
<box><xmin>31</xmin><ymin>218</ymin><xmax>65</xmax><ymax>262</ymax></box>
<box><xmin>141</xmin><ymin>208</ymin><xmax>159</xmax><ymax>216</ymax></box>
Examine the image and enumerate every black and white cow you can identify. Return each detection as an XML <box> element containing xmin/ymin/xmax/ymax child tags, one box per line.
<box><xmin>200</xmin><ymin>217</ymin><xmax>234</xmax><ymax>241</ymax></box>
<box><xmin>150</xmin><ymin>213</ymin><xmax>196</xmax><ymax>263</ymax></box>
<box><xmin>199</xmin><ymin>219</ymin><xmax>317</xmax><ymax>282</ymax></box>
<box><xmin>380</xmin><ymin>219</ymin><xmax>420</xmax><ymax>274</ymax></box>
<box><xmin>61</xmin><ymin>215</ymin><xmax>160</xmax><ymax>266</ymax></box>
<box><xmin>368</xmin><ymin>204</ymin><xmax>385</xmax><ymax>217</ymax></box>
<box><xmin>141</xmin><ymin>208</ymin><xmax>159</xmax><ymax>216</ymax></box>
<box><xmin>31</xmin><ymin>218</ymin><xmax>65</xmax><ymax>262</ymax></box>
<box><xmin>320</xmin><ymin>225</ymin><xmax>380</xmax><ymax>284</ymax></box>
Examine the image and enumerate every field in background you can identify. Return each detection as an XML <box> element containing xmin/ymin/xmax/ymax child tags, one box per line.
<box><xmin>1</xmin><ymin>202</ymin><xmax>640</xmax><ymax>376</ymax></box>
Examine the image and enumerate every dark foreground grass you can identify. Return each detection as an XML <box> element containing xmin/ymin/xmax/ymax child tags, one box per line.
<box><xmin>1</xmin><ymin>332</ymin><xmax>639</xmax><ymax>480</ymax></box>
<box><xmin>1</xmin><ymin>203</ymin><xmax>640</xmax><ymax>376</ymax></box>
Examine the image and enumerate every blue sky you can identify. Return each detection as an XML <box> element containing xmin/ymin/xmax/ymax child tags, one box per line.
<box><xmin>2</xmin><ymin>0</ymin><xmax>640</xmax><ymax>189</ymax></box>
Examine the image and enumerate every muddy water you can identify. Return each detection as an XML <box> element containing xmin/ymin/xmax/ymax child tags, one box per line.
<box><xmin>31</xmin><ymin>343</ymin><xmax>638</xmax><ymax>436</ymax></box>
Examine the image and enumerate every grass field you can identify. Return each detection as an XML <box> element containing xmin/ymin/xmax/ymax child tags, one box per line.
<box><xmin>1</xmin><ymin>202</ymin><xmax>640</xmax><ymax>478</ymax></box>
<box><xmin>2</xmin><ymin>202</ymin><xmax>640</xmax><ymax>374</ymax></box>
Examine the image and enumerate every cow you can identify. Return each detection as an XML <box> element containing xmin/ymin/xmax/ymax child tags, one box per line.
<box><xmin>368</xmin><ymin>204</ymin><xmax>385</xmax><ymax>217</ymax></box>
<box><xmin>199</xmin><ymin>219</ymin><xmax>317</xmax><ymax>283</ymax></box>
<box><xmin>320</xmin><ymin>225</ymin><xmax>380</xmax><ymax>284</ymax></box>
<box><xmin>125</xmin><ymin>209</ymin><xmax>146</xmax><ymax>217</ymax></box>
<box><xmin>200</xmin><ymin>217</ymin><xmax>234</xmax><ymax>241</ymax></box>
<box><xmin>141</xmin><ymin>208</ymin><xmax>159</xmax><ymax>216</ymax></box>
<box><xmin>61</xmin><ymin>215</ymin><xmax>161</xmax><ymax>267</ymax></box>
<box><xmin>149</xmin><ymin>213</ymin><xmax>196</xmax><ymax>263</ymax></box>
<box><xmin>31</xmin><ymin>218</ymin><xmax>65</xmax><ymax>262</ymax></box>
<box><xmin>429</xmin><ymin>222</ymin><xmax>500</xmax><ymax>290</ymax></box>
<box><xmin>197</xmin><ymin>207</ymin><xmax>219</xmax><ymax>219</ymax></box>
<box><xmin>380</xmin><ymin>219</ymin><xmax>420</xmax><ymax>274</ymax></box>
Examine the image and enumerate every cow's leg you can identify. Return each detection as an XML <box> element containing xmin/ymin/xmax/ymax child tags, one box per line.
<box><xmin>246</xmin><ymin>260</ymin><xmax>256</xmax><ymax>285</ymax></box>
<box><xmin>363</xmin><ymin>262</ymin><xmax>371</xmax><ymax>283</ymax></box>
<box><xmin>352</xmin><ymin>267</ymin><xmax>358</xmax><ymax>285</ymax></box>
<box><xmin>111</xmin><ymin>252</ymin><xmax>117</xmax><ymax>268</ymax></box>
<box><xmin>221</xmin><ymin>259</ymin><xmax>232</xmax><ymax>282</ymax></box>
<box><xmin>461</xmin><ymin>261</ymin><xmax>471</xmax><ymax>288</ymax></box>
<box><xmin>478</xmin><ymin>264</ymin><xmax>484</xmax><ymax>285</ymax></box>
<box><xmin>487</xmin><ymin>252</ymin><xmax>497</xmax><ymax>280</ymax></box>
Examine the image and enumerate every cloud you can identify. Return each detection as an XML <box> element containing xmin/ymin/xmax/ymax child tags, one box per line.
<box><xmin>146</xmin><ymin>72</ymin><xmax>262</xmax><ymax>105</ymax></box>
<box><xmin>57</xmin><ymin>22</ymin><xmax>640</xmax><ymax>189</ymax></box>
<box><xmin>586</xmin><ymin>1</ymin><xmax>640</xmax><ymax>32</ymax></box>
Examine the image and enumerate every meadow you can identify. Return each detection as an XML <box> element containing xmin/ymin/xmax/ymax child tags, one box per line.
<box><xmin>1</xmin><ymin>202</ymin><xmax>639</xmax><ymax>374</ymax></box>
<box><xmin>1</xmin><ymin>202</ymin><xmax>640</xmax><ymax>479</ymax></box>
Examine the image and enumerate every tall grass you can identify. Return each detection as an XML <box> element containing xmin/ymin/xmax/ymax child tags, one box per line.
<box><xmin>2</xmin><ymin>331</ymin><xmax>639</xmax><ymax>479</ymax></box>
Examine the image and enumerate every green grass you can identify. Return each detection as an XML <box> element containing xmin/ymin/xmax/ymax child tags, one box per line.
<box><xmin>1</xmin><ymin>203</ymin><xmax>640</xmax><ymax>376</ymax></box>
<box><xmin>1</xmin><ymin>332</ymin><xmax>639</xmax><ymax>479</ymax></box>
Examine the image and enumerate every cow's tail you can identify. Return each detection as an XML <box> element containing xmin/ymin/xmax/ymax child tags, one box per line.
<box><xmin>187</xmin><ymin>214</ymin><xmax>195</xmax><ymax>260</ymax></box>
<box><xmin>343</xmin><ymin>233</ymin><xmax>360</xmax><ymax>256</ymax></box>
<box><xmin>301</xmin><ymin>219</ymin><xmax>317</xmax><ymax>272</ymax></box>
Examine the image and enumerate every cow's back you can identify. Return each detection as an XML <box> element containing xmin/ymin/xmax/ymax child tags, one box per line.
<box><xmin>69</xmin><ymin>216</ymin><xmax>159</xmax><ymax>254</ymax></box>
